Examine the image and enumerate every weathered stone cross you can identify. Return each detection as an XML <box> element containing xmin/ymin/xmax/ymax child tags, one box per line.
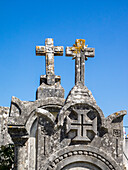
<box><xmin>67</xmin><ymin>110</ymin><xmax>97</xmax><ymax>142</ymax></box>
<box><xmin>66</xmin><ymin>39</ymin><xmax>95</xmax><ymax>85</ymax></box>
<box><xmin>36</xmin><ymin>38</ymin><xmax>63</xmax><ymax>85</ymax></box>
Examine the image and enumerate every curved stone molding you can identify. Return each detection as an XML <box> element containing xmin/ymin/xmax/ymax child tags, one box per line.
<box><xmin>10</xmin><ymin>97</ymin><xmax>64</xmax><ymax>117</ymax></box>
<box><xmin>58</xmin><ymin>102</ymin><xmax>104</xmax><ymax>128</ymax></box>
<box><xmin>25</xmin><ymin>101</ymin><xmax>63</xmax><ymax>135</ymax></box>
<box><xmin>36</xmin><ymin>108</ymin><xmax>55</xmax><ymax>123</ymax></box>
<box><xmin>44</xmin><ymin>145</ymin><xmax>122</xmax><ymax>170</ymax></box>
<box><xmin>26</xmin><ymin>97</ymin><xmax>65</xmax><ymax>117</ymax></box>
<box><xmin>9</xmin><ymin>97</ymin><xmax>64</xmax><ymax>131</ymax></box>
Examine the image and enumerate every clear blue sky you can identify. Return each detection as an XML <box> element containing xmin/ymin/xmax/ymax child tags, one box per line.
<box><xmin>0</xmin><ymin>0</ymin><xmax>127</xmax><ymax>128</ymax></box>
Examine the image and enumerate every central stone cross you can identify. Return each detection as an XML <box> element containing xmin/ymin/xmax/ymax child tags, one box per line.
<box><xmin>66</xmin><ymin>39</ymin><xmax>95</xmax><ymax>85</ymax></box>
<box><xmin>36</xmin><ymin>38</ymin><xmax>63</xmax><ymax>85</ymax></box>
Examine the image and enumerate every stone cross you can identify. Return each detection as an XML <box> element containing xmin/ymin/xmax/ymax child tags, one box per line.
<box><xmin>67</xmin><ymin>110</ymin><xmax>97</xmax><ymax>142</ymax></box>
<box><xmin>66</xmin><ymin>39</ymin><xmax>95</xmax><ymax>85</ymax></box>
<box><xmin>36</xmin><ymin>38</ymin><xmax>63</xmax><ymax>85</ymax></box>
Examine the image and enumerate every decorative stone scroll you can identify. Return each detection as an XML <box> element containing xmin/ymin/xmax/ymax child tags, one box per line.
<box><xmin>66</xmin><ymin>39</ymin><xmax>95</xmax><ymax>85</ymax></box>
<box><xmin>36</xmin><ymin>38</ymin><xmax>63</xmax><ymax>85</ymax></box>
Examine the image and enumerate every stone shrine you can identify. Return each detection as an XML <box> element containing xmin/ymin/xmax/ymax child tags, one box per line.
<box><xmin>0</xmin><ymin>38</ymin><xmax>127</xmax><ymax>169</ymax></box>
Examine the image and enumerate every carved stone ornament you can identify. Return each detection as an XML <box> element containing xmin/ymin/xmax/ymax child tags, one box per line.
<box><xmin>66</xmin><ymin>107</ymin><xmax>97</xmax><ymax>142</ymax></box>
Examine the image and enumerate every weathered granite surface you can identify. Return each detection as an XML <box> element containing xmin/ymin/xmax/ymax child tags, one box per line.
<box><xmin>36</xmin><ymin>75</ymin><xmax>64</xmax><ymax>100</ymax></box>
<box><xmin>0</xmin><ymin>106</ymin><xmax>12</xmax><ymax>146</ymax></box>
<box><xmin>123</xmin><ymin>137</ymin><xmax>128</xmax><ymax>169</ymax></box>
<box><xmin>0</xmin><ymin>38</ymin><xmax>127</xmax><ymax>170</ymax></box>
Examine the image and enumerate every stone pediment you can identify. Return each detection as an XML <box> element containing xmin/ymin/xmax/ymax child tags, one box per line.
<box><xmin>57</xmin><ymin>84</ymin><xmax>126</xmax><ymax>145</ymax></box>
<box><xmin>58</xmin><ymin>83</ymin><xmax>104</xmax><ymax>127</ymax></box>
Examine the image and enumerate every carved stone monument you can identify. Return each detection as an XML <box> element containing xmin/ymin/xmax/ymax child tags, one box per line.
<box><xmin>0</xmin><ymin>38</ymin><xmax>127</xmax><ymax>169</ymax></box>
<box><xmin>36</xmin><ymin>38</ymin><xmax>64</xmax><ymax>99</ymax></box>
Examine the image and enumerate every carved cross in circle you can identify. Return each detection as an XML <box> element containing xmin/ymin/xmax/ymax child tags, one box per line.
<box><xmin>67</xmin><ymin>109</ymin><xmax>97</xmax><ymax>142</ymax></box>
<box><xmin>66</xmin><ymin>39</ymin><xmax>95</xmax><ymax>86</ymax></box>
<box><xmin>36</xmin><ymin>38</ymin><xmax>63</xmax><ymax>85</ymax></box>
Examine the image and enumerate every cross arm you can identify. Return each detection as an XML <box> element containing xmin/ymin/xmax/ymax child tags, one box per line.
<box><xmin>54</xmin><ymin>46</ymin><xmax>63</xmax><ymax>56</ymax></box>
<box><xmin>36</xmin><ymin>46</ymin><xmax>45</xmax><ymax>56</ymax></box>
<box><xmin>36</xmin><ymin>46</ymin><xmax>63</xmax><ymax>56</ymax></box>
<box><xmin>66</xmin><ymin>47</ymin><xmax>78</xmax><ymax>56</ymax></box>
<box><xmin>84</xmin><ymin>47</ymin><xmax>95</xmax><ymax>57</ymax></box>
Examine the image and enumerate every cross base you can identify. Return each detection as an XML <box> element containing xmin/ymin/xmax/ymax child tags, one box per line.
<box><xmin>36</xmin><ymin>75</ymin><xmax>64</xmax><ymax>100</ymax></box>
<box><xmin>72</xmin><ymin>136</ymin><xmax>91</xmax><ymax>142</ymax></box>
<box><xmin>40</xmin><ymin>75</ymin><xmax>61</xmax><ymax>85</ymax></box>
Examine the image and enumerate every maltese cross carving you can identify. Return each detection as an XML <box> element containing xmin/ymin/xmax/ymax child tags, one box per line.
<box><xmin>66</xmin><ymin>109</ymin><xmax>97</xmax><ymax>142</ymax></box>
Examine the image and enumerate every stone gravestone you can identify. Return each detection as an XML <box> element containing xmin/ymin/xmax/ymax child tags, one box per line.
<box><xmin>0</xmin><ymin>38</ymin><xmax>127</xmax><ymax>169</ymax></box>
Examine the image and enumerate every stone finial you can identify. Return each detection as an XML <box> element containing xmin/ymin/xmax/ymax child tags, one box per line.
<box><xmin>36</xmin><ymin>38</ymin><xmax>63</xmax><ymax>85</ymax></box>
<box><xmin>66</xmin><ymin>39</ymin><xmax>95</xmax><ymax>85</ymax></box>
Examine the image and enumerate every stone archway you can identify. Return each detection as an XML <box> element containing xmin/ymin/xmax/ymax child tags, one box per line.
<box><xmin>45</xmin><ymin>145</ymin><xmax>122</xmax><ymax>170</ymax></box>
<box><xmin>62</xmin><ymin>161</ymin><xmax>101</xmax><ymax>170</ymax></box>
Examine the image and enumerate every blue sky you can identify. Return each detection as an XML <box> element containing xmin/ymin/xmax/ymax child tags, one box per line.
<box><xmin>0</xmin><ymin>0</ymin><xmax>127</xmax><ymax>129</ymax></box>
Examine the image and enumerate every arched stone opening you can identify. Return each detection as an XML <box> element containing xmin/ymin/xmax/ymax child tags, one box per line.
<box><xmin>45</xmin><ymin>145</ymin><xmax>121</xmax><ymax>170</ymax></box>
<box><xmin>62</xmin><ymin>161</ymin><xmax>101</xmax><ymax>170</ymax></box>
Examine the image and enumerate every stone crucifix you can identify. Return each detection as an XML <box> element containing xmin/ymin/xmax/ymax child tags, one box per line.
<box><xmin>66</xmin><ymin>39</ymin><xmax>95</xmax><ymax>85</ymax></box>
<box><xmin>36</xmin><ymin>38</ymin><xmax>63</xmax><ymax>85</ymax></box>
